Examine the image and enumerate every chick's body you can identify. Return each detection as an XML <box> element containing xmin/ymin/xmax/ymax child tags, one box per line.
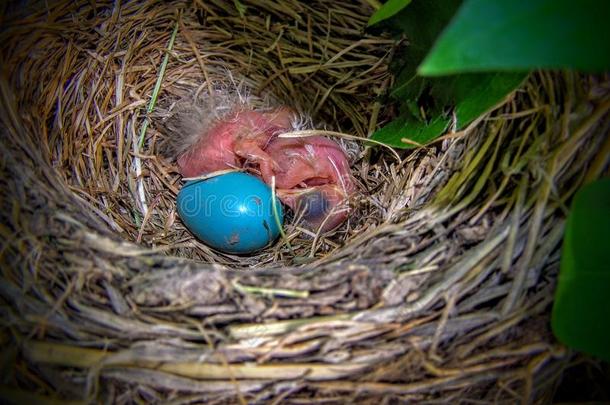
<box><xmin>177</xmin><ymin>108</ymin><xmax>292</xmax><ymax>178</ymax></box>
<box><xmin>176</xmin><ymin>107</ymin><xmax>354</xmax><ymax>232</ymax></box>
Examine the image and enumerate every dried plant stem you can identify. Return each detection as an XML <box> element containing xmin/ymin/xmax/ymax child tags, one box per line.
<box><xmin>583</xmin><ymin>116</ymin><xmax>610</xmax><ymax>184</ymax></box>
<box><xmin>362</xmin><ymin>0</ymin><xmax>382</xmax><ymax>10</ymax></box>
<box><xmin>24</xmin><ymin>341</ymin><xmax>365</xmax><ymax>380</ymax></box>
<box><xmin>278</xmin><ymin>129</ymin><xmax>402</xmax><ymax>162</ymax></box>
<box><xmin>133</xmin><ymin>21</ymin><xmax>179</xmax><ymax>218</ymax></box>
<box><xmin>232</xmin><ymin>280</ymin><xmax>309</xmax><ymax>298</ymax></box>
<box><xmin>228</xmin><ymin>314</ymin><xmax>353</xmax><ymax>340</ymax></box>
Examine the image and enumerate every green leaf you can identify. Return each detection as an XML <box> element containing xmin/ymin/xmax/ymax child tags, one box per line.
<box><xmin>450</xmin><ymin>72</ymin><xmax>527</xmax><ymax>126</ymax></box>
<box><xmin>387</xmin><ymin>0</ymin><xmax>463</xmax><ymax>101</ymax></box>
<box><xmin>370</xmin><ymin>0</ymin><xmax>466</xmax><ymax>148</ymax></box>
<box><xmin>368</xmin><ymin>0</ymin><xmax>412</xmax><ymax>27</ymax></box>
<box><xmin>552</xmin><ymin>179</ymin><xmax>610</xmax><ymax>362</ymax></box>
<box><xmin>419</xmin><ymin>0</ymin><xmax>610</xmax><ymax>76</ymax></box>
<box><xmin>372</xmin><ymin>72</ymin><xmax>526</xmax><ymax>148</ymax></box>
<box><xmin>371</xmin><ymin>113</ymin><xmax>450</xmax><ymax>149</ymax></box>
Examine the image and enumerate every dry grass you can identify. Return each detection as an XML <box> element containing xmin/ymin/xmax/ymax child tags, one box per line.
<box><xmin>1</xmin><ymin>0</ymin><xmax>609</xmax><ymax>403</ymax></box>
<box><xmin>2</xmin><ymin>0</ymin><xmax>400</xmax><ymax>268</ymax></box>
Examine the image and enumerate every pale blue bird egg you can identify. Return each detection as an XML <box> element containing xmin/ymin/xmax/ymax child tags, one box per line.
<box><xmin>176</xmin><ymin>172</ymin><xmax>283</xmax><ymax>254</ymax></box>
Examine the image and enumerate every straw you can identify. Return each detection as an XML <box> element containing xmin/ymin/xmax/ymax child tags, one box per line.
<box><xmin>133</xmin><ymin>20</ymin><xmax>179</xmax><ymax>219</ymax></box>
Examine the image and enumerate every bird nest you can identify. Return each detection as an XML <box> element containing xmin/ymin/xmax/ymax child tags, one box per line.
<box><xmin>1</xmin><ymin>1</ymin><xmax>609</xmax><ymax>403</ymax></box>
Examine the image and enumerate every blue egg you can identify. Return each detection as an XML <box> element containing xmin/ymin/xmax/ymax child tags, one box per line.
<box><xmin>177</xmin><ymin>172</ymin><xmax>283</xmax><ymax>254</ymax></box>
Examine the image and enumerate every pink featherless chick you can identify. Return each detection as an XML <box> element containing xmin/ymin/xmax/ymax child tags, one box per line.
<box><xmin>262</xmin><ymin>136</ymin><xmax>355</xmax><ymax>232</ymax></box>
<box><xmin>176</xmin><ymin>107</ymin><xmax>355</xmax><ymax>232</ymax></box>
<box><xmin>177</xmin><ymin>107</ymin><xmax>292</xmax><ymax>179</ymax></box>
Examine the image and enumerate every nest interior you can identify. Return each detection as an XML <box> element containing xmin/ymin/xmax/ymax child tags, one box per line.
<box><xmin>1</xmin><ymin>0</ymin><xmax>610</xmax><ymax>403</ymax></box>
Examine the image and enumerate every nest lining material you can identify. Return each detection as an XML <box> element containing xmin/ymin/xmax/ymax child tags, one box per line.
<box><xmin>1</xmin><ymin>0</ymin><xmax>610</xmax><ymax>403</ymax></box>
<box><xmin>3</xmin><ymin>0</ymin><xmax>401</xmax><ymax>268</ymax></box>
